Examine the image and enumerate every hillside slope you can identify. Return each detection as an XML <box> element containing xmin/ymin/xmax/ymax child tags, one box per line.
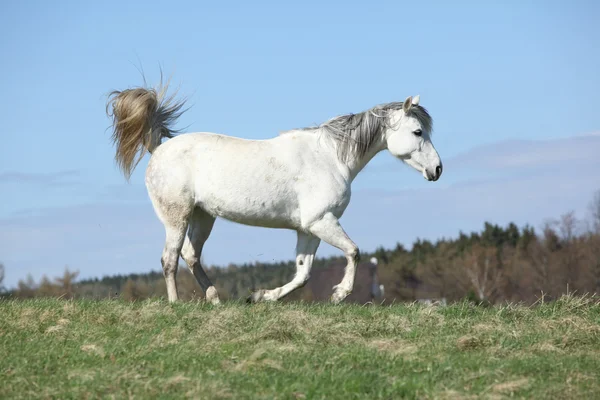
<box><xmin>1</xmin><ymin>296</ymin><xmax>599</xmax><ymax>399</ymax></box>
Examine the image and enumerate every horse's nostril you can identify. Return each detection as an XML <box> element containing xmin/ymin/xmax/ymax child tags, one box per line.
<box><xmin>435</xmin><ymin>165</ymin><xmax>442</xmax><ymax>177</ymax></box>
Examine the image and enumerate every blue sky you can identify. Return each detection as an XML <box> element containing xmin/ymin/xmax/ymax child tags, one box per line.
<box><xmin>1</xmin><ymin>0</ymin><xmax>599</xmax><ymax>288</ymax></box>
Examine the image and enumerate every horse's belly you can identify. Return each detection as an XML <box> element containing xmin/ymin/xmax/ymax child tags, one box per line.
<box><xmin>217</xmin><ymin>209</ymin><xmax>298</xmax><ymax>229</ymax></box>
<box><xmin>196</xmin><ymin>189</ymin><xmax>301</xmax><ymax>229</ymax></box>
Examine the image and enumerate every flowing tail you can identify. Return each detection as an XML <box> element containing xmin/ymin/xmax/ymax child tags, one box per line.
<box><xmin>106</xmin><ymin>78</ymin><xmax>188</xmax><ymax>179</ymax></box>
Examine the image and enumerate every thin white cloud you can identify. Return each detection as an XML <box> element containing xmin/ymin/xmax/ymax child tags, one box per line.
<box><xmin>0</xmin><ymin>169</ymin><xmax>81</xmax><ymax>186</ymax></box>
<box><xmin>445</xmin><ymin>135</ymin><xmax>600</xmax><ymax>170</ymax></box>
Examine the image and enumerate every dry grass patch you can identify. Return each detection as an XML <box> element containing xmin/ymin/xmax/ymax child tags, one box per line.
<box><xmin>533</xmin><ymin>341</ymin><xmax>561</xmax><ymax>352</ymax></box>
<box><xmin>67</xmin><ymin>370</ymin><xmax>96</xmax><ymax>382</ymax></box>
<box><xmin>437</xmin><ymin>389</ymin><xmax>479</xmax><ymax>400</ymax></box>
<box><xmin>221</xmin><ymin>348</ymin><xmax>284</xmax><ymax>372</ymax></box>
<box><xmin>166</xmin><ymin>374</ymin><xmax>191</xmax><ymax>386</ymax></box>
<box><xmin>44</xmin><ymin>324</ymin><xmax>64</xmax><ymax>334</ymax></box>
<box><xmin>368</xmin><ymin>339</ymin><xmax>418</xmax><ymax>358</ymax></box>
<box><xmin>472</xmin><ymin>323</ymin><xmax>497</xmax><ymax>333</ymax></box>
<box><xmin>456</xmin><ymin>335</ymin><xmax>482</xmax><ymax>350</ymax></box>
<box><xmin>417</xmin><ymin>306</ymin><xmax>447</xmax><ymax>327</ymax></box>
<box><xmin>184</xmin><ymin>381</ymin><xmax>233</xmax><ymax>399</ymax></box>
<box><xmin>138</xmin><ymin>300</ymin><xmax>175</xmax><ymax>320</ymax></box>
<box><xmin>150</xmin><ymin>326</ymin><xmax>186</xmax><ymax>349</ymax></box>
<box><xmin>381</xmin><ymin>313</ymin><xmax>413</xmax><ymax>334</ymax></box>
<box><xmin>491</xmin><ymin>378</ymin><xmax>530</xmax><ymax>394</ymax></box>
<box><xmin>62</xmin><ymin>301</ymin><xmax>76</xmax><ymax>314</ymax></box>
<box><xmin>80</xmin><ymin>344</ymin><xmax>105</xmax><ymax>357</ymax></box>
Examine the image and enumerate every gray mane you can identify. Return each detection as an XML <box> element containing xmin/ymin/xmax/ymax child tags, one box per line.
<box><xmin>284</xmin><ymin>102</ymin><xmax>433</xmax><ymax>162</ymax></box>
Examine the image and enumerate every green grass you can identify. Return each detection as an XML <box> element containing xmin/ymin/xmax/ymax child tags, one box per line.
<box><xmin>1</xmin><ymin>296</ymin><xmax>599</xmax><ymax>399</ymax></box>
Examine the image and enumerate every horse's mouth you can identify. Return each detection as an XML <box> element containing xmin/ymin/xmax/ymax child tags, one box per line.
<box><xmin>400</xmin><ymin>157</ymin><xmax>438</xmax><ymax>181</ymax></box>
<box><xmin>421</xmin><ymin>165</ymin><xmax>433</xmax><ymax>181</ymax></box>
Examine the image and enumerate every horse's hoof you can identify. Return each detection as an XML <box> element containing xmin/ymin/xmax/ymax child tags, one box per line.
<box><xmin>246</xmin><ymin>289</ymin><xmax>266</xmax><ymax>304</ymax></box>
<box><xmin>206</xmin><ymin>286</ymin><xmax>221</xmax><ymax>305</ymax></box>
<box><xmin>331</xmin><ymin>286</ymin><xmax>351</xmax><ymax>304</ymax></box>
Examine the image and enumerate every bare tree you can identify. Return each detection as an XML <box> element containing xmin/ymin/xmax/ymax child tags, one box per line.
<box><xmin>585</xmin><ymin>190</ymin><xmax>600</xmax><ymax>293</ymax></box>
<box><xmin>527</xmin><ymin>239</ymin><xmax>552</xmax><ymax>295</ymax></box>
<box><xmin>455</xmin><ymin>244</ymin><xmax>503</xmax><ymax>302</ymax></box>
<box><xmin>122</xmin><ymin>279</ymin><xmax>141</xmax><ymax>301</ymax></box>
<box><xmin>17</xmin><ymin>274</ymin><xmax>37</xmax><ymax>298</ymax></box>
<box><xmin>524</xmin><ymin>222</ymin><xmax>567</xmax><ymax>298</ymax></box>
<box><xmin>416</xmin><ymin>242</ymin><xmax>457</xmax><ymax>299</ymax></box>
<box><xmin>557</xmin><ymin>212</ymin><xmax>584</xmax><ymax>291</ymax></box>
<box><xmin>499</xmin><ymin>244</ymin><xmax>531</xmax><ymax>303</ymax></box>
<box><xmin>54</xmin><ymin>267</ymin><xmax>79</xmax><ymax>299</ymax></box>
<box><xmin>558</xmin><ymin>211</ymin><xmax>577</xmax><ymax>241</ymax></box>
<box><xmin>38</xmin><ymin>276</ymin><xmax>60</xmax><ymax>297</ymax></box>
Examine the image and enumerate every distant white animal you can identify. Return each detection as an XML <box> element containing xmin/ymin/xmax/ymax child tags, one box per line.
<box><xmin>369</xmin><ymin>257</ymin><xmax>383</xmax><ymax>300</ymax></box>
<box><xmin>106</xmin><ymin>77</ymin><xmax>442</xmax><ymax>305</ymax></box>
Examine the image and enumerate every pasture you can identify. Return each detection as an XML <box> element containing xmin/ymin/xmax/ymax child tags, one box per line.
<box><xmin>1</xmin><ymin>295</ymin><xmax>599</xmax><ymax>399</ymax></box>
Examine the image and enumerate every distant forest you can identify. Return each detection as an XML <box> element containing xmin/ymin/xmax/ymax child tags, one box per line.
<box><xmin>3</xmin><ymin>190</ymin><xmax>600</xmax><ymax>305</ymax></box>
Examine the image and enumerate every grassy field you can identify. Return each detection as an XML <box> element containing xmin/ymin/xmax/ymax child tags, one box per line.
<box><xmin>1</xmin><ymin>296</ymin><xmax>599</xmax><ymax>399</ymax></box>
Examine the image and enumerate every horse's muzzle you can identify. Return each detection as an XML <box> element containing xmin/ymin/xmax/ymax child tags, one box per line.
<box><xmin>425</xmin><ymin>164</ymin><xmax>443</xmax><ymax>181</ymax></box>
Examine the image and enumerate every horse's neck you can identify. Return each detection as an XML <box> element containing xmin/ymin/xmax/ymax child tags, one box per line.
<box><xmin>289</xmin><ymin>129</ymin><xmax>384</xmax><ymax>182</ymax></box>
<box><xmin>344</xmin><ymin>142</ymin><xmax>386</xmax><ymax>182</ymax></box>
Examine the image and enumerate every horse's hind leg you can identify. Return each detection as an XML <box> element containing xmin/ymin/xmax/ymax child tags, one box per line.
<box><xmin>181</xmin><ymin>208</ymin><xmax>220</xmax><ymax>304</ymax></box>
<box><xmin>161</xmin><ymin>218</ymin><xmax>190</xmax><ymax>302</ymax></box>
<box><xmin>149</xmin><ymin>191</ymin><xmax>193</xmax><ymax>303</ymax></box>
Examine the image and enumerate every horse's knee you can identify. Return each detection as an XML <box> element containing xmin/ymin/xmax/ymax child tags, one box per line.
<box><xmin>181</xmin><ymin>237</ymin><xmax>208</xmax><ymax>270</ymax></box>
<box><xmin>297</xmin><ymin>272</ymin><xmax>310</xmax><ymax>288</ymax></box>
<box><xmin>161</xmin><ymin>252</ymin><xmax>178</xmax><ymax>275</ymax></box>
<box><xmin>181</xmin><ymin>249</ymin><xmax>198</xmax><ymax>269</ymax></box>
<box><xmin>348</xmin><ymin>246</ymin><xmax>360</xmax><ymax>263</ymax></box>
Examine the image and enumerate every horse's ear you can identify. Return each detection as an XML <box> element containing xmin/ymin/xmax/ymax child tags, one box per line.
<box><xmin>412</xmin><ymin>95</ymin><xmax>420</xmax><ymax>106</ymax></box>
<box><xmin>402</xmin><ymin>96</ymin><xmax>413</xmax><ymax>113</ymax></box>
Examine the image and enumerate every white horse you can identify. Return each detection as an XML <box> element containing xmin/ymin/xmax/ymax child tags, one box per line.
<box><xmin>106</xmin><ymin>80</ymin><xmax>442</xmax><ymax>305</ymax></box>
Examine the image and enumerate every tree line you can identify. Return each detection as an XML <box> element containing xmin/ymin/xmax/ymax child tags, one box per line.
<box><xmin>3</xmin><ymin>191</ymin><xmax>600</xmax><ymax>305</ymax></box>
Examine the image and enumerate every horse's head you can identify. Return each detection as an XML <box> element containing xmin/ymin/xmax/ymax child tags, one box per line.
<box><xmin>385</xmin><ymin>96</ymin><xmax>442</xmax><ymax>181</ymax></box>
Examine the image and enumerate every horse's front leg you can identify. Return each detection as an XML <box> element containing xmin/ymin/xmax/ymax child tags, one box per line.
<box><xmin>309</xmin><ymin>212</ymin><xmax>360</xmax><ymax>304</ymax></box>
<box><xmin>248</xmin><ymin>231</ymin><xmax>320</xmax><ymax>302</ymax></box>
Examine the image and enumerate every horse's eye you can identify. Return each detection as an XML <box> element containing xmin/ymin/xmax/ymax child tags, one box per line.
<box><xmin>413</xmin><ymin>129</ymin><xmax>422</xmax><ymax>137</ymax></box>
